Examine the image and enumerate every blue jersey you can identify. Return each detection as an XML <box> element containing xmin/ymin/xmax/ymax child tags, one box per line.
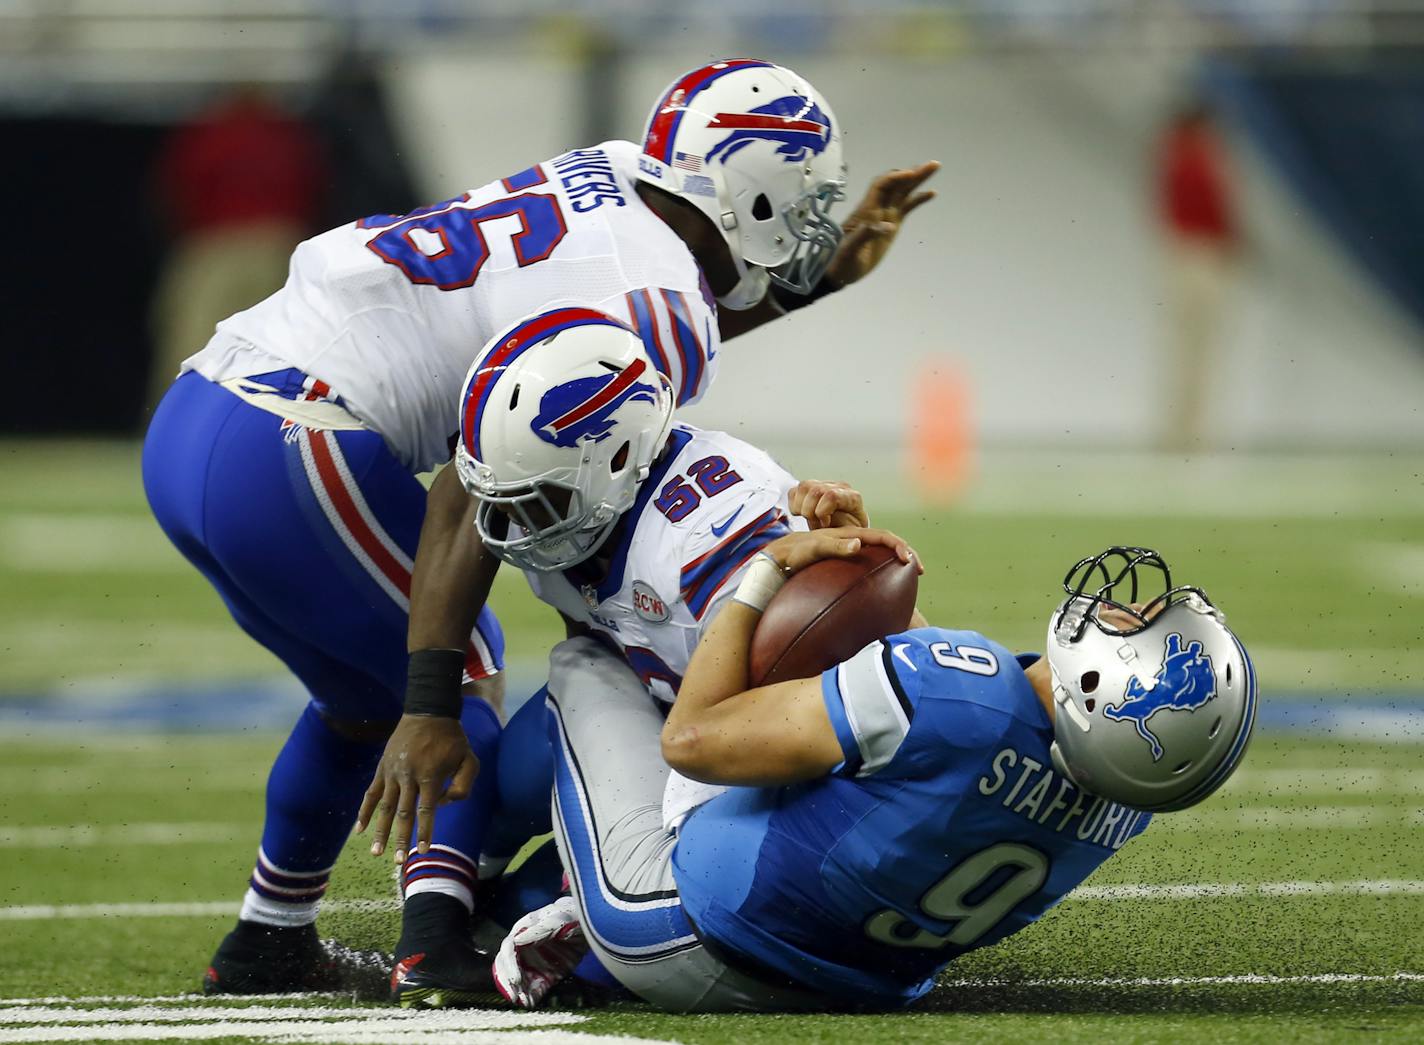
<box><xmin>672</xmin><ymin>627</ymin><xmax>1152</xmax><ymax>1007</ymax></box>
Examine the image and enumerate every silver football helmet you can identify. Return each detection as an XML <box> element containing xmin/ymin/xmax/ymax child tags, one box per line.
<box><xmin>1046</xmin><ymin>548</ymin><xmax>1258</xmax><ymax>813</ymax></box>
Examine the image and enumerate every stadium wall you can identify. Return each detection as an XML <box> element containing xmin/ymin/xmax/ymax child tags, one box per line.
<box><xmin>389</xmin><ymin>50</ymin><xmax>1424</xmax><ymax>451</ymax></box>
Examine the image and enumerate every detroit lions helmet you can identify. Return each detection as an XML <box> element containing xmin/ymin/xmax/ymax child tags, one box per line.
<box><xmin>637</xmin><ymin>59</ymin><xmax>847</xmax><ymax>306</ymax></box>
<box><xmin>1045</xmin><ymin>547</ymin><xmax>1258</xmax><ymax>813</ymax></box>
<box><xmin>454</xmin><ymin>307</ymin><xmax>674</xmax><ymax>572</ymax></box>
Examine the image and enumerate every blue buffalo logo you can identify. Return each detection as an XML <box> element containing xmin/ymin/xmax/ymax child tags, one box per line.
<box><xmin>531</xmin><ymin>368</ymin><xmax>658</xmax><ymax>449</ymax></box>
<box><xmin>704</xmin><ymin>96</ymin><xmax>833</xmax><ymax>166</ymax></box>
<box><xmin>1102</xmin><ymin>633</ymin><xmax>1218</xmax><ymax>761</ymax></box>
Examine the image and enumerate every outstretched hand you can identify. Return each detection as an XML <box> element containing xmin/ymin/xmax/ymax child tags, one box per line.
<box><xmin>825</xmin><ymin>161</ymin><xmax>939</xmax><ymax>287</ymax></box>
<box><xmin>355</xmin><ymin>714</ymin><xmax>479</xmax><ymax>863</ymax></box>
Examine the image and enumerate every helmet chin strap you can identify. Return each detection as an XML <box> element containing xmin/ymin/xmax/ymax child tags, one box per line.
<box><xmin>716</xmin><ymin>256</ymin><xmax>771</xmax><ymax>311</ymax></box>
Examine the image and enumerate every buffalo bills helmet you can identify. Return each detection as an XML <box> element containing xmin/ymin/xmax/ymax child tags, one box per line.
<box><xmin>1045</xmin><ymin>547</ymin><xmax>1258</xmax><ymax>813</ymax></box>
<box><xmin>637</xmin><ymin>59</ymin><xmax>847</xmax><ymax>306</ymax></box>
<box><xmin>454</xmin><ymin>307</ymin><xmax>674</xmax><ymax>572</ymax></box>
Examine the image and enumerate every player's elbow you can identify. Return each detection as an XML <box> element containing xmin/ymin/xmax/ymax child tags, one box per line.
<box><xmin>660</xmin><ymin>723</ymin><xmax>711</xmax><ymax>778</ymax></box>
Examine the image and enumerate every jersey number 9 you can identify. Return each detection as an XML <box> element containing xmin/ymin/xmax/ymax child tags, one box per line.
<box><xmin>864</xmin><ymin>842</ymin><xmax>1049</xmax><ymax>950</ymax></box>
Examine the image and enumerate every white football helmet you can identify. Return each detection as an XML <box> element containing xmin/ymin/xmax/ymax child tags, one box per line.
<box><xmin>637</xmin><ymin>59</ymin><xmax>847</xmax><ymax>306</ymax></box>
<box><xmin>454</xmin><ymin>307</ymin><xmax>675</xmax><ymax>572</ymax></box>
<box><xmin>1045</xmin><ymin>548</ymin><xmax>1258</xmax><ymax>813</ymax></box>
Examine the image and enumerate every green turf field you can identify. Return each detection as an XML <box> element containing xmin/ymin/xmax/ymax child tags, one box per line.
<box><xmin>1</xmin><ymin>733</ymin><xmax>1419</xmax><ymax>1041</ymax></box>
<box><xmin>2</xmin><ymin>440</ymin><xmax>1421</xmax><ymax>1042</ymax></box>
<box><xmin>4</xmin><ymin>440</ymin><xmax>1423</xmax><ymax>692</ymax></box>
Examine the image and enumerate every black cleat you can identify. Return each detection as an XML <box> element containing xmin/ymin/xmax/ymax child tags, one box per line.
<box><xmin>202</xmin><ymin>920</ymin><xmax>388</xmax><ymax>998</ymax></box>
<box><xmin>391</xmin><ymin>892</ymin><xmax>500</xmax><ymax>1009</ymax></box>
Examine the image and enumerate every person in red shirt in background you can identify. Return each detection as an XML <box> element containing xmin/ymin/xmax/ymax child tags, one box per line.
<box><xmin>148</xmin><ymin>87</ymin><xmax>326</xmax><ymax>410</ymax></box>
<box><xmin>1156</xmin><ymin>100</ymin><xmax>1241</xmax><ymax>453</ymax></box>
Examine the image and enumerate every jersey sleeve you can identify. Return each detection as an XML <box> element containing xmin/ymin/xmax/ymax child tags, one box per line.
<box><xmin>615</xmin><ymin>285</ymin><xmax>720</xmax><ymax>408</ymax></box>
<box><xmin>819</xmin><ymin>639</ymin><xmax>918</xmax><ymax>778</ymax></box>
<box><xmin>821</xmin><ymin>630</ymin><xmax>1018</xmax><ymax>781</ymax></box>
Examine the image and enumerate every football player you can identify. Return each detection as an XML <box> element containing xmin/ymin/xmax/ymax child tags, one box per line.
<box><xmin>382</xmin><ymin>307</ymin><xmax>883</xmax><ymax>1005</ymax></box>
<box><xmin>141</xmin><ymin>59</ymin><xmax>936</xmax><ymax>994</ymax></box>
<box><xmin>491</xmin><ymin>543</ymin><xmax>1258</xmax><ymax>1011</ymax></box>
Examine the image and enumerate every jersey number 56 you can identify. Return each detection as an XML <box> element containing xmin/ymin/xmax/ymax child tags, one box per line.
<box><xmin>359</xmin><ymin>189</ymin><xmax>567</xmax><ymax>291</ymax></box>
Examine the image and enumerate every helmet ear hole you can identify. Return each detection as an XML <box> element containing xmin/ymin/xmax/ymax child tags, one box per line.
<box><xmin>610</xmin><ymin>441</ymin><xmax>631</xmax><ymax>475</ymax></box>
<box><xmin>1225</xmin><ymin>663</ymin><xmax>1233</xmax><ymax>687</ymax></box>
<box><xmin>1172</xmin><ymin>760</ymin><xmax>1193</xmax><ymax>775</ymax></box>
<box><xmin>1083</xmin><ymin>698</ymin><xmax>1095</xmax><ymax>713</ymax></box>
<box><xmin>752</xmin><ymin>194</ymin><xmax>773</xmax><ymax>221</ymax></box>
<box><xmin>509</xmin><ymin>384</ymin><xmax>521</xmax><ymax>410</ymax></box>
<box><xmin>1080</xmin><ymin>670</ymin><xmax>1100</xmax><ymax>694</ymax></box>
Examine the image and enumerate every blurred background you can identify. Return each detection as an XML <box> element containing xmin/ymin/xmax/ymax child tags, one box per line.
<box><xmin>2</xmin><ymin>2</ymin><xmax>1422</xmax><ymax>750</ymax></box>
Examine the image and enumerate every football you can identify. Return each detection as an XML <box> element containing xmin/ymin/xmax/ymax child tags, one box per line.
<box><xmin>749</xmin><ymin>544</ymin><xmax>920</xmax><ymax>686</ymax></box>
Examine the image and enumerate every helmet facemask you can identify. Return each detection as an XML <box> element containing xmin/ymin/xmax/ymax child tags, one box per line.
<box><xmin>460</xmin><ymin>436</ymin><xmax>637</xmax><ymax>573</ymax></box>
<box><xmin>768</xmin><ymin>180</ymin><xmax>847</xmax><ymax>294</ymax></box>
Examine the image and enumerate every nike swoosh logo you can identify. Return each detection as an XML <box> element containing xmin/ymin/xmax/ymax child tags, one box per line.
<box><xmin>710</xmin><ymin>507</ymin><xmax>744</xmax><ymax>538</ymax></box>
<box><xmin>893</xmin><ymin>643</ymin><xmax>918</xmax><ymax>672</ymax></box>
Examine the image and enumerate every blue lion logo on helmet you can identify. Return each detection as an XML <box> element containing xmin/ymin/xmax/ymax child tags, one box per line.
<box><xmin>704</xmin><ymin>96</ymin><xmax>833</xmax><ymax>166</ymax></box>
<box><xmin>531</xmin><ymin>371</ymin><xmax>659</xmax><ymax>449</ymax></box>
<box><xmin>1102</xmin><ymin>633</ymin><xmax>1218</xmax><ymax>761</ymax></box>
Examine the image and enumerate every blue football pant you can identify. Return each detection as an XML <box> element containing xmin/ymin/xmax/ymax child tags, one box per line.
<box><xmin>143</xmin><ymin>370</ymin><xmax>504</xmax><ymax>896</ymax></box>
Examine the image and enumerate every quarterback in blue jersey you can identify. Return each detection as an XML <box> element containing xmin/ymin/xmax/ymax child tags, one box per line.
<box><xmin>493</xmin><ymin>539</ymin><xmax>1257</xmax><ymax>1011</ymax></box>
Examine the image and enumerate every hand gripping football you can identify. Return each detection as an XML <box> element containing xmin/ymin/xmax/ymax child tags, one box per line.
<box><xmin>749</xmin><ymin>545</ymin><xmax>919</xmax><ymax>686</ymax></box>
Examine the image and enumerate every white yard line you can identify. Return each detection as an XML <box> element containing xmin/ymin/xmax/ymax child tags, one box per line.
<box><xmin>940</xmin><ymin>972</ymin><xmax>1424</xmax><ymax>988</ymax></box>
<box><xmin>0</xmin><ymin>823</ymin><xmax>244</xmax><ymax>848</ymax></box>
<box><xmin>0</xmin><ymin>899</ymin><xmax>398</xmax><ymax>922</ymax></box>
<box><xmin>1223</xmin><ymin>768</ymin><xmax>1424</xmax><ymax>795</ymax></box>
<box><xmin>0</xmin><ymin>1006</ymin><xmax>661</xmax><ymax>1044</ymax></box>
<box><xmin>0</xmin><ymin>514</ymin><xmax>186</xmax><ymax>573</ymax></box>
<box><xmin>0</xmin><ymin>768</ymin><xmax>264</xmax><ymax>794</ymax></box>
<box><xmin>1148</xmin><ymin>805</ymin><xmax>1400</xmax><ymax>831</ymax></box>
<box><xmin>1072</xmin><ymin>879</ymin><xmax>1424</xmax><ymax>901</ymax></box>
<box><xmin>4</xmin><ymin>881</ymin><xmax>1422</xmax><ymax>924</ymax></box>
<box><xmin>1355</xmin><ymin>541</ymin><xmax>1424</xmax><ymax>599</ymax></box>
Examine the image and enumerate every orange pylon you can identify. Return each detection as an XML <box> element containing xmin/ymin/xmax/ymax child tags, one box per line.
<box><xmin>907</xmin><ymin>358</ymin><xmax>973</xmax><ymax>504</ymax></box>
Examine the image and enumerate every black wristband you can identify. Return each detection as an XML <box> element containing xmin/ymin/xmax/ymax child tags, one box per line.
<box><xmin>770</xmin><ymin>275</ymin><xmax>842</xmax><ymax>313</ymax></box>
<box><xmin>404</xmin><ymin>648</ymin><xmax>465</xmax><ymax>718</ymax></box>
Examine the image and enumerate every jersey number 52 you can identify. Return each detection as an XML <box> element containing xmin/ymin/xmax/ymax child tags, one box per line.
<box><xmin>360</xmin><ymin>190</ymin><xmax>567</xmax><ymax>291</ymax></box>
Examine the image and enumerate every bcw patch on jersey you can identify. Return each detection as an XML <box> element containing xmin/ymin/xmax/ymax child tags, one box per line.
<box><xmin>632</xmin><ymin>580</ymin><xmax>669</xmax><ymax>622</ymax></box>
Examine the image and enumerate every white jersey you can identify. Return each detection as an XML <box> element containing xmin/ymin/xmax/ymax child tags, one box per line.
<box><xmin>185</xmin><ymin>140</ymin><xmax>721</xmax><ymax>473</ymax></box>
<box><xmin>525</xmin><ymin>424</ymin><xmax>805</xmax><ymax>705</ymax></box>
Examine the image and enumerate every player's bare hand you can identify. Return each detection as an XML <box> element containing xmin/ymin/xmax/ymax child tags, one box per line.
<box><xmin>765</xmin><ymin>527</ymin><xmax>922</xmax><ymax>575</ymax></box>
<box><xmin>824</xmin><ymin>161</ymin><xmax>939</xmax><ymax>287</ymax></box>
<box><xmin>356</xmin><ymin>714</ymin><xmax>479</xmax><ymax>864</ymax></box>
<box><xmin>789</xmin><ymin>480</ymin><xmax>869</xmax><ymax>529</ymax></box>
